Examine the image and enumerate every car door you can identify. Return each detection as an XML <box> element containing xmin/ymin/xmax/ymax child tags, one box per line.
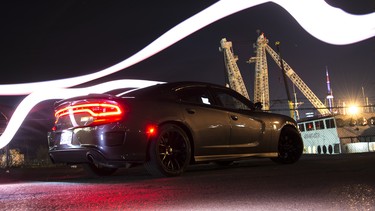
<box><xmin>175</xmin><ymin>86</ymin><xmax>231</xmax><ymax>158</ymax></box>
<box><xmin>211</xmin><ymin>87</ymin><xmax>266</xmax><ymax>154</ymax></box>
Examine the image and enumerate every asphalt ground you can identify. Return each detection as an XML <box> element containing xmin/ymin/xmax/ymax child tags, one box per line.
<box><xmin>1</xmin><ymin>153</ymin><xmax>375</xmax><ymax>210</ymax></box>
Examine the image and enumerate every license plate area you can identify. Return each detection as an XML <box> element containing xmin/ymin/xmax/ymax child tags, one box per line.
<box><xmin>60</xmin><ymin>130</ymin><xmax>73</xmax><ymax>145</ymax></box>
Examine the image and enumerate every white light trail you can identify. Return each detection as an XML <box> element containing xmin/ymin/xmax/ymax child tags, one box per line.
<box><xmin>274</xmin><ymin>0</ymin><xmax>375</xmax><ymax>45</ymax></box>
<box><xmin>0</xmin><ymin>0</ymin><xmax>374</xmax><ymax>95</ymax></box>
<box><xmin>0</xmin><ymin>80</ymin><xmax>163</xmax><ymax>149</ymax></box>
<box><xmin>0</xmin><ymin>0</ymin><xmax>268</xmax><ymax>96</ymax></box>
<box><xmin>1</xmin><ymin>0</ymin><xmax>375</xmax><ymax>148</ymax></box>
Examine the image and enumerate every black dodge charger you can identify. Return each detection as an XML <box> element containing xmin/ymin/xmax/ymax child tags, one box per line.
<box><xmin>48</xmin><ymin>81</ymin><xmax>303</xmax><ymax>177</ymax></box>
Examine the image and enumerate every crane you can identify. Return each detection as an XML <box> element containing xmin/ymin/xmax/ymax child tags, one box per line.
<box><xmin>247</xmin><ymin>33</ymin><xmax>330</xmax><ymax>116</ymax></box>
<box><xmin>247</xmin><ymin>34</ymin><xmax>270</xmax><ymax>110</ymax></box>
<box><xmin>222</xmin><ymin>33</ymin><xmax>331</xmax><ymax>116</ymax></box>
<box><xmin>265</xmin><ymin>43</ymin><xmax>331</xmax><ymax>115</ymax></box>
<box><xmin>219</xmin><ymin>38</ymin><xmax>250</xmax><ymax>100</ymax></box>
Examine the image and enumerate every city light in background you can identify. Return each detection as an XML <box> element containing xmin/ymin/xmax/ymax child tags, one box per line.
<box><xmin>0</xmin><ymin>0</ymin><xmax>375</xmax><ymax>148</ymax></box>
<box><xmin>348</xmin><ymin>105</ymin><xmax>360</xmax><ymax>116</ymax></box>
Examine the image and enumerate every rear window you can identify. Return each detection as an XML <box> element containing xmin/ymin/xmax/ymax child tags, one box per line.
<box><xmin>104</xmin><ymin>88</ymin><xmax>139</xmax><ymax>96</ymax></box>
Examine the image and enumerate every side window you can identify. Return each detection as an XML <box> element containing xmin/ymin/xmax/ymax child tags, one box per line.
<box><xmin>214</xmin><ymin>89</ymin><xmax>251</xmax><ymax>110</ymax></box>
<box><xmin>315</xmin><ymin>120</ymin><xmax>325</xmax><ymax>130</ymax></box>
<box><xmin>306</xmin><ymin>122</ymin><xmax>314</xmax><ymax>131</ymax></box>
<box><xmin>325</xmin><ymin>118</ymin><xmax>336</xmax><ymax>128</ymax></box>
<box><xmin>298</xmin><ymin>123</ymin><xmax>305</xmax><ymax>132</ymax></box>
<box><xmin>176</xmin><ymin>87</ymin><xmax>212</xmax><ymax>105</ymax></box>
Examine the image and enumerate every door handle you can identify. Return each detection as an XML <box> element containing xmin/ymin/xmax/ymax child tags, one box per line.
<box><xmin>231</xmin><ymin>115</ymin><xmax>238</xmax><ymax>120</ymax></box>
<box><xmin>186</xmin><ymin>108</ymin><xmax>196</xmax><ymax>114</ymax></box>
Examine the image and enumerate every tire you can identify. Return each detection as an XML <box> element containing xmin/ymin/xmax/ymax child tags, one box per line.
<box><xmin>271</xmin><ymin>127</ymin><xmax>303</xmax><ymax>164</ymax></box>
<box><xmin>83</xmin><ymin>163</ymin><xmax>118</xmax><ymax>177</ymax></box>
<box><xmin>144</xmin><ymin>124</ymin><xmax>191</xmax><ymax>177</ymax></box>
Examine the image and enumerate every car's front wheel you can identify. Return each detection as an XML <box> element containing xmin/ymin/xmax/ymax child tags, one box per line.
<box><xmin>271</xmin><ymin>127</ymin><xmax>303</xmax><ymax>164</ymax></box>
<box><xmin>144</xmin><ymin>124</ymin><xmax>191</xmax><ymax>177</ymax></box>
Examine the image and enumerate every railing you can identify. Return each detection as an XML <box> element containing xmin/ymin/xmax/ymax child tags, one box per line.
<box><xmin>340</xmin><ymin>135</ymin><xmax>375</xmax><ymax>153</ymax></box>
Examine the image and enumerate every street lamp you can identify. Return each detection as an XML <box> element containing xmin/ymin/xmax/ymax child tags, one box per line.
<box><xmin>348</xmin><ymin>104</ymin><xmax>360</xmax><ymax>127</ymax></box>
<box><xmin>348</xmin><ymin>105</ymin><xmax>359</xmax><ymax>116</ymax></box>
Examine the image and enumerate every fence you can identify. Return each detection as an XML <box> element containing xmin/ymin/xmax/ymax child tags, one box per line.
<box><xmin>340</xmin><ymin>135</ymin><xmax>375</xmax><ymax>153</ymax></box>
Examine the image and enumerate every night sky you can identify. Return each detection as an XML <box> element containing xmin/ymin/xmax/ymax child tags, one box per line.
<box><xmin>0</xmin><ymin>1</ymin><xmax>375</xmax><ymax>115</ymax></box>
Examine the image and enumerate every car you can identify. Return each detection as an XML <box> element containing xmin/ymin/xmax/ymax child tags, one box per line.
<box><xmin>48</xmin><ymin>81</ymin><xmax>303</xmax><ymax>177</ymax></box>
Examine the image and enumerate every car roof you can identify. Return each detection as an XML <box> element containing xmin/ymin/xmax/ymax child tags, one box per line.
<box><xmin>116</xmin><ymin>81</ymin><xmax>226</xmax><ymax>97</ymax></box>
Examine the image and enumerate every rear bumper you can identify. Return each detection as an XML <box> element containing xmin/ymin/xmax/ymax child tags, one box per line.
<box><xmin>49</xmin><ymin>148</ymin><xmax>103</xmax><ymax>164</ymax></box>
<box><xmin>48</xmin><ymin>123</ymin><xmax>150</xmax><ymax>166</ymax></box>
<box><xmin>49</xmin><ymin>148</ymin><xmax>138</xmax><ymax>168</ymax></box>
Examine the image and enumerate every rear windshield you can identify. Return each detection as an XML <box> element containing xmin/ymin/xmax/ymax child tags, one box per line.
<box><xmin>104</xmin><ymin>88</ymin><xmax>139</xmax><ymax>96</ymax></box>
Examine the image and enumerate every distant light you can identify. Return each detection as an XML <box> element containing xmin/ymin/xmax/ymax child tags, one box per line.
<box><xmin>305</xmin><ymin>112</ymin><xmax>314</xmax><ymax>118</ymax></box>
<box><xmin>348</xmin><ymin>105</ymin><xmax>360</xmax><ymax>115</ymax></box>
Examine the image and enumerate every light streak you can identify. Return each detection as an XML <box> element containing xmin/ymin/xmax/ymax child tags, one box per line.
<box><xmin>0</xmin><ymin>0</ymin><xmax>374</xmax><ymax>95</ymax></box>
<box><xmin>1</xmin><ymin>0</ymin><xmax>375</xmax><ymax>148</ymax></box>
<box><xmin>0</xmin><ymin>80</ymin><xmax>163</xmax><ymax>149</ymax></box>
<box><xmin>274</xmin><ymin>0</ymin><xmax>375</xmax><ymax>45</ymax></box>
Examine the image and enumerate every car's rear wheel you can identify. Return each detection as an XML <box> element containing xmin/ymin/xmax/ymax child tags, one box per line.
<box><xmin>271</xmin><ymin>127</ymin><xmax>303</xmax><ymax>164</ymax></box>
<box><xmin>144</xmin><ymin>124</ymin><xmax>191</xmax><ymax>177</ymax></box>
<box><xmin>83</xmin><ymin>163</ymin><xmax>118</xmax><ymax>177</ymax></box>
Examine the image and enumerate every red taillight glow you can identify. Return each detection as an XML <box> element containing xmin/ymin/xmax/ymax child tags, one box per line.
<box><xmin>55</xmin><ymin>100</ymin><xmax>124</xmax><ymax>126</ymax></box>
<box><xmin>146</xmin><ymin>125</ymin><xmax>157</xmax><ymax>136</ymax></box>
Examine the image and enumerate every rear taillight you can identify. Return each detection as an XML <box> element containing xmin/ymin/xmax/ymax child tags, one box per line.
<box><xmin>54</xmin><ymin>100</ymin><xmax>124</xmax><ymax>127</ymax></box>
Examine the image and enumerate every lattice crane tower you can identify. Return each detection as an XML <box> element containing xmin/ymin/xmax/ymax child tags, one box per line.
<box><xmin>247</xmin><ymin>33</ymin><xmax>330</xmax><ymax>115</ymax></box>
<box><xmin>248</xmin><ymin>34</ymin><xmax>270</xmax><ymax>110</ymax></box>
<box><xmin>264</xmin><ymin>44</ymin><xmax>331</xmax><ymax>115</ymax></box>
<box><xmin>248</xmin><ymin>33</ymin><xmax>330</xmax><ymax>115</ymax></box>
<box><xmin>220</xmin><ymin>38</ymin><xmax>250</xmax><ymax>99</ymax></box>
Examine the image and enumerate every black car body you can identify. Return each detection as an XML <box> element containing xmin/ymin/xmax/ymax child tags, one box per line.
<box><xmin>48</xmin><ymin>81</ymin><xmax>303</xmax><ymax>177</ymax></box>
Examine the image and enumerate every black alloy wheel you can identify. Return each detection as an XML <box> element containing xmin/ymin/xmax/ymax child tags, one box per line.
<box><xmin>145</xmin><ymin>124</ymin><xmax>191</xmax><ymax>177</ymax></box>
<box><xmin>271</xmin><ymin>127</ymin><xmax>303</xmax><ymax>164</ymax></box>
